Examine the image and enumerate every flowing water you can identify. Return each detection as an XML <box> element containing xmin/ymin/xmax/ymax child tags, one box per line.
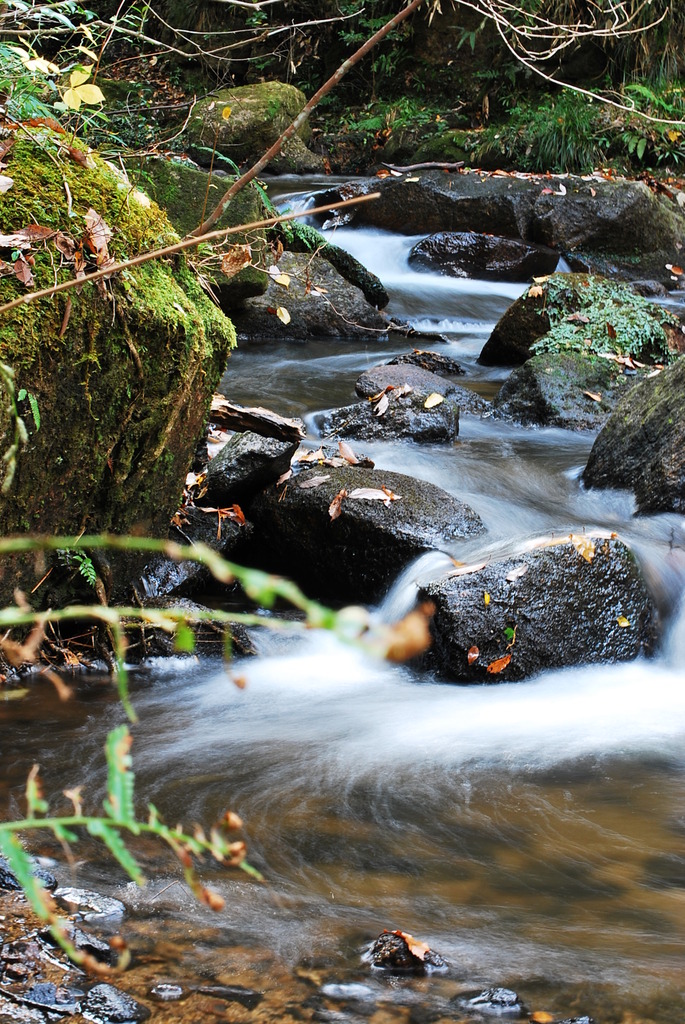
<box><xmin>2</xmin><ymin>177</ymin><xmax>684</xmax><ymax>1021</ymax></box>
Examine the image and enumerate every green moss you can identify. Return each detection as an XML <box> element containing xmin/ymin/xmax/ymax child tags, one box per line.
<box><xmin>0</xmin><ymin>130</ymin><xmax>235</xmax><ymax>603</ymax></box>
<box><xmin>530</xmin><ymin>274</ymin><xmax>679</xmax><ymax>364</ymax></box>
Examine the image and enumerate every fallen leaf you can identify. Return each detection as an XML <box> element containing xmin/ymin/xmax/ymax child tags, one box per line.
<box><xmin>338</xmin><ymin>440</ymin><xmax>359</xmax><ymax>464</ymax></box>
<box><xmin>0</xmin><ymin>175</ymin><xmax>13</xmax><ymax>193</ymax></box>
<box><xmin>376</xmin><ymin>168</ymin><xmax>391</xmax><ymax>178</ymax></box>
<box><xmin>220</xmin><ymin>243</ymin><xmax>252</xmax><ymax>278</ymax></box>
<box><xmin>570</xmin><ymin>534</ymin><xmax>596</xmax><ymax>563</ymax></box>
<box><xmin>65</xmin><ymin>145</ymin><xmax>91</xmax><ymax>168</ymax></box>
<box><xmin>530</xmin><ymin>1012</ymin><xmax>555</xmax><ymax>1023</ymax></box>
<box><xmin>13</xmin><ymin>256</ymin><xmax>34</xmax><ymax>287</ymax></box>
<box><xmin>467</xmin><ymin>645</ymin><xmax>479</xmax><ymax>665</ymax></box>
<box><xmin>297</xmin><ymin>447</ymin><xmax>325</xmax><ymax>463</ymax></box>
<box><xmin>486</xmin><ymin>653</ymin><xmax>512</xmax><ymax>674</ymax></box>
<box><xmin>373</xmin><ymin>392</ymin><xmax>389</xmax><ymax>417</ymax></box>
<box><xmin>382</xmin><ymin>602</ymin><xmax>434</xmax><ymax>662</ymax></box>
<box><xmin>84</xmin><ymin>208</ymin><xmax>111</xmax><ymax>265</ymax></box>
<box><xmin>505</xmin><ymin>564</ymin><xmax>528</xmax><ymax>582</ymax></box>
<box><xmin>554</xmin><ymin>182</ymin><xmax>567</xmax><ymax>195</ymax></box>
<box><xmin>328</xmin><ymin>488</ymin><xmax>347</xmax><ymax>521</ymax></box>
<box><xmin>404</xmin><ymin>176</ymin><xmax>421</xmax><ymax>183</ymax></box>
<box><xmin>298</xmin><ymin>474</ymin><xmax>330</xmax><ymax>489</ymax></box>
<box><xmin>665</xmin><ymin>263</ymin><xmax>683</xmax><ymax>275</ymax></box>
<box><xmin>276</xmin><ymin>306</ymin><xmax>291</xmax><ymax>324</ymax></box>
<box><xmin>347</xmin><ymin>486</ymin><xmax>401</xmax><ymax>507</ymax></box>
<box><xmin>275</xmin><ymin>468</ymin><xmax>292</xmax><ymax>486</ymax></box>
<box><xmin>583</xmin><ymin>390</ymin><xmax>602</xmax><ymax>402</ymax></box>
<box><xmin>272</xmin><ymin>273</ymin><xmax>290</xmax><ymax>288</ymax></box>
<box><xmin>589</xmin><ymin>187</ymin><xmax>597</xmax><ymax>197</ymax></box>
<box><xmin>484</xmin><ymin>591</ymin><xmax>491</xmax><ymax>606</ymax></box>
<box><xmin>540</xmin><ymin>187</ymin><xmax>554</xmax><ymax>195</ymax></box>
<box><xmin>616</xmin><ymin>615</ymin><xmax>631</xmax><ymax>628</ymax></box>
<box><xmin>424</xmin><ymin>392</ymin><xmax>444</xmax><ymax>409</ymax></box>
<box><xmin>606</xmin><ymin>322</ymin><xmax>617</xmax><ymax>340</ymax></box>
<box><xmin>528</xmin><ymin>284</ymin><xmax>544</xmax><ymax>298</ymax></box>
<box><xmin>394</xmin><ymin>930</ymin><xmax>430</xmax><ymax>961</ymax></box>
<box><xmin>54</xmin><ymin>231</ymin><xmax>76</xmax><ymax>259</ymax></box>
<box><xmin>566</xmin><ymin>312</ymin><xmax>590</xmax><ymax>323</ymax></box>
<box><xmin>222</xmin><ymin>105</ymin><xmax>232</xmax><ymax>120</ymax></box>
<box><xmin>321</xmin><ymin>457</ymin><xmax>347</xmax><ymax>468</ymax></box>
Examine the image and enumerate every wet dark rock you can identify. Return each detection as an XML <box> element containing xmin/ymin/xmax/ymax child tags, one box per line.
<box><xmin>53</xmin><ymin>888</ymin><xmax>125</xmax><ymax>923</ymax></box>
<box><xmin>552</xmin><ymin>1018</ymin><xmax>595</xmax><ymax>1024</ymax></box>
<box><xmin>629</xmin><ymin>279</ymin><xmax>669</xmax><ymax>297</ymax></box>
<box><xmin>320</xmin><ymin>389</ymin><xmax>460</xmax><ymax>444</ymax></box>
<box><xmin>582</xmin><ymin>357</ymin><xmax>685</xmax><ymax>515</ymax></box>
<box><xmin>365</xmin><ymin>931</ymin><xmax>448</xmax><ymax>974</ymax></box>
<box><xmin>493</xmin><ymin>352</ymin><xmax>643</xmax><ymax>431</ymax></box>
<box><xmin>196</xmin><ymin>985</ymin><xmax>263</xmax><ymax>1009</ymax></box>
<box><xmin>42</xmin><ymin>924</ymin><xmax>117</xmax><ymax>967</ymax></box>
<box><xmin>388</xmin><ymin>350</ymin><xmax>465</xmax><ymax>375</ymax></box>
<box><xmin>408</xmin><ymin>231</ymin><xmax>559</xmax><ymax>282</ymax></box>
<box><xmin>246</xmin><ymin>465</ymin><xmax>484</xmax><ymax>603</ymax></box>
<box><xmin>320</xmin><ymin>983</ymin><xmax>377</xmax><ymax>1001</ymax></box>
<box><xmin>420</xmin><ymin>537</ymin><xmax>659</xmax><ymax>682</ymax></box>
<box><xmin>205</xmin><ymin>430</ymin><xmax>299</xmax><ymax>507</ymax></box>
<box><xmin>288</xmin><ymin>222</ymin><xmax>389</xmax><ymax>309</ymax></box>
<box><xmin>149</xmin><ymin>983</ymin><xmax>186</xmax><ymax>1001</ymax></box>
<box><xmin>125</xmin><ymin>597</ymin><xmax>256</xmax><ymax>661</ymax></box>
<box><xmin>83</xmin><ymin>983</ymin><xmax>150</xmax><ymax>1022</ymax></box>
<box><xmin>452</xmin><ymin>988</ymin><xmax>525</xmax><ymax>1015</ymax></box>
<box><xmin>478</xmin><ymin>273</ymin><xmax>682</xmax><ymax>367</ymax></box>
<box><xmin>0</xmin><ymin>857</ymin><xmax>56</xmax><ymax>893</ymax></box>
<box><xmin>318</xmin><ymin>171</ymin><xmax>685</xmax><ymax>286</ymax></box>
<box><xmin>230</xmin><ymin>252</ymin><xmax>392</xmax><ymax>341</ymax></box>
<box><xmin>22</xmin><ymin>982</ymin><xmax>81</xmax><ymax>1014</ymax></box>
<box><xmin>355</xmin><ymin>363</ymin><xmax>488</xmax><ymax>416</ymax></box>
<box><xmin>135</xmin><ymin>503</ymin><xmax>252</xmax><ymax>600</ymax></box>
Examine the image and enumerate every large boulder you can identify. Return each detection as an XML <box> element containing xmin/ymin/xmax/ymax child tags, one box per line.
<box><xmin>420</xmin><ymin>537</ymin><xmax>658</xmax><ymax>682</ymax></box>
<box><xmin>478</xmin><ymin>273</ymin><xmax>683</xmax><ymax>366</ymax></box>
<box><xmin>355</xmin><ymin>363</ymin><xmax>488</xmax><ymax>415</ymax></box>
<box><xmin>319</xmin><ymin>172</ymin><xmax>685</xmax><ymax>286</ymax></box>
<box><xmin>246</xmin><ymin>466</ymin><xmax>485</xmax><ymax>603</ymax></box>
<box><xmin>582</xmin><ymin>357</ymin><xmax>685</xmax><ymax>514</ymax></box>
<box><xmin>132</xmin><ymin>156</ymin><xmax>270</xmax><ymax>307</ymax></box>
<box><xmin>185</xmin><ymin>81</ymin><xmax>324</xmax><ymax>173</ymax></box>
<box><xmin>229</xmin><ymin>251</ymin><xmax>392</xmax><ymax>340</ymax></box>
<box><xmin>0</xmin><ymin>133</ymin><xmax>235</xmax><ymax>605</ymax></box>
<box><xmin>493</xmin><ymin>351</ymin><xmax>644</xmax><ymax>431</ymax></box>
<box><xmin>408</xmin><ymin>231</ymin><xmax>559</xmax><ymax>282</ymax></box>
<box><xmin>205</xmin><ymin>431</ymin><xmax>299</xmax><ymax>505</ymax></box>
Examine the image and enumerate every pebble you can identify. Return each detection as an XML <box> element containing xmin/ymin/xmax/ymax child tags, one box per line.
<box><xmin>82</xmin><ymin>983</ymin><xmax>151</xmax><ymax>1023</ymax></box>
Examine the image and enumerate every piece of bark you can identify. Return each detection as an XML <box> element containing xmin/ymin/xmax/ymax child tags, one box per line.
<box><xmin>210</xmin><ymin>396</ymin><xmax>305</xmax><ymax>441</ymax></box>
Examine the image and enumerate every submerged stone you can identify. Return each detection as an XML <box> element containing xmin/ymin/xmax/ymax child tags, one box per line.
<box><xmin>453</xmin><ymin>988</ymin><xmax>525</xmax><ymax>1015</ymax></box>
<box><xmin>365</xmin><ymin>930</ymin><xmax>448</xmax><ymax>974</ymax></box>
<box><xmin>83</xmin><ymin>983</ymin><xmax>150</xmax><ymax>1023</ymax></box>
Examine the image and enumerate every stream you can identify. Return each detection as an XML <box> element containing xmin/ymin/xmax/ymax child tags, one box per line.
<box><xmin>2</xmin><ymin>176</ymin><xmax>684</xmax><ymax>1023</ymax></box>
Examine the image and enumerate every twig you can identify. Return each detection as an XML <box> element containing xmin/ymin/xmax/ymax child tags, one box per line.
<box><xmin>0</xmin><ymin>194</ymin><xmax>379</xmax><ymax>318</ymax></box>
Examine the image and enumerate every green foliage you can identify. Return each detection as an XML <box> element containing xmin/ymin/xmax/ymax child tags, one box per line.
<box><xmin>530</xmin><ymin>275</ymin><xmax>679</xmax><ymax>364</ymax></box>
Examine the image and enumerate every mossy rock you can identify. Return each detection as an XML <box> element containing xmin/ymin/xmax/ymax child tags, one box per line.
<box><xmin>131</xmin><ymin>156</ymin><xmax>270</xmax><ymax>307</ymax></box>
<box><xmin>0</xmin><ymin>133</ymin><xmax>235</xmax><ymax>605</ymax></box>
<box><xmin>479</xmin><ymin>273</ymin><xmax>682</xmax><ymax>366</ymax></box>
<box><xmin>185</xmin><ymin>81</ymin><xmax>324</xmax><ymax>173</ymax></box>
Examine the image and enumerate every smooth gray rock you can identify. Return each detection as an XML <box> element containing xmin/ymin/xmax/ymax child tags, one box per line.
<box><xmin>205</xmin><ymin>431</ymin><xmax>299</xmax><ymax>506</ymax></box>
<box><xmin>409</xmin><ymin>230</ymin><xmax>559</xmax><ymax>281</ymax></box>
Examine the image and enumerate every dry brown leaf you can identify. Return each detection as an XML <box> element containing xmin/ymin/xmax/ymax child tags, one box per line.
<box><xmin>373</xmin><ymin>392</ymin><xmax>390</xmax><ymax>417</ymax></box>
<box><xmin>394</xmin><ymin>930</ymin><xmax>430</xmax><ymax>961</ymax></box>
<box><xmin>298</xmin><ymin>474</ymin><xmax>330</xmax><ymax>489</ymax></box>
<box><xmin>347</xmin><ymin>487</ymin><xmax>401</xmax><ymax>507</ymax></box>
<box><xmin>486</xmin><ymin>653</ymin><xmax>512</xmax><ymax>674</ymax></box>
<box><xmin>583</xmin><ymin>390</ymin><xmax>602</xmax><ymax>402</ymax></box>
<box><xmin>505</xmin><ymin>564</ymin><xmax>528</xmax><ymax>582</ymax></box>
<box><xmin>13</xmin><ymin>255</ymin><xmax>34</xmax><ymax>287</ymax></box>
<box><xmin>297</xmin><ymin>447</ymin><xmax>325</xmax><ymax>463</ymax></box>
<box><xmin>275</xmin><ymin>468</ymin><xmax>292</xmax><ymax>486</ymax></box>
<box><xmin>338</xmin><ymin>440</ymin><xmax>359</xmax><ymax>465</ymax></box>
<box><xmin>467</xmin><ymin>645</ymin><xmax>479</xmax><ymax>665</ymax></box>
<box><xmin>328</xmin><ymin>488</ymin><xmax>347</xmax><ymax>521</ymax></box>
<box><xmin>84</xmin><ymin>208</ymin><xmax>111</xmax><ymax>261</ymax></box>
<box><xmin>424</xmin><ymin>392</ymin><xmax>444</xmax><ymax>409</ymax></box>
<box><xmin>65</xmin><ymin>145</ymin><xmax>91</xmax><ymax>168</ymax></box>
<box><xmin>567</xmin><ymin>312</ymin><xmax>590</xmax><ymax>323</ymax></box>
<box><xmin>530</xmin><ymin>1012</ymin><xmax>555</xmax><ymax>1023</ymax></box>
<box><xmin>528</xmin><ymin>284</ymin><xmax>544</xmax><ymax>298</ymax></box>
<box><xmin>570</xmin><ymin>533</ymin><xmax>596</xmax><ymax>563</ymax></box>
<box><xmin>382</xmin><ymin>602</ymin><xmax>434</xmax><ymax>662</ymax></box>
<box><xmin>220</xmin><ymin>243</ymin><xmax>252</xmax><ymax>278</ymax></box>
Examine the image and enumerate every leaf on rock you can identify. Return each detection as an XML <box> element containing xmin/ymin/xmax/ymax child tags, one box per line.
<box><xmin>567</xmin><ymin>312</ymin><xmax>590</xmax><ymax>323</ymax></box>
<box><xmin>394</xmin><ymin>930</ymin><xmax>430</xmax><ymax>961</ymax></box>
<box><xmin>570</xmin><ymin>533</ymin><xmax>595</xmax><ymax>563</ymax></box>
<box><xmin>528</xmin><ymin>284</ymin><xmax>544</xmax><ymax>298</ymax></box>
<box><xmin>220</xmin><ymin>243</ymin><xmax>252</xmax><ymax>278</ymax></box>
<box><xmin>616</xmin><ymin>615</ymin><xmax>631</xmax><ymax>628</ymax></box>
<box><xmin>382</xmin><ymin>602</ymin><xmax>434</xmax><ymax>662</ymax></box>
<box><xmin>486</xmin><ymin>653</ymin><xmax>512</xmax><ymax>674</ymax></box>
<box><xmin>297</xmin><ymin>447</ymin><xmax>325</xmax><ymax>463</ymax></box>
<box><xmin>606</xmin><ymin>322</ymin><xmax>617</xmax><ymax>340</ymax></box>
<box><xmin>484</xmin><ymin>591</ymin><xmax>491</xmax><ymax>606</ymax></box>
<box><xmin>84</xmin><ymin>208</ymin><xmax>112</xmax><ymax>266</ymax></box>
<box><xmin>424</xmin><ymin>392</ymin><xmax>444</xmax><ymax>409</ymax></box>
<box><xmin>298</xmin><ymin>474</ymin><xmax>330</xmax><ymax>489</ymax></box>
<box><xmin>467</xmin><ymin>645</ymin><xmax>479</xmax><ymax>665</ymax></box>
<box><xmin>505</xmin><ymin>564</ymin><xmax>528</xmax><ymax>582</ymax></box>
<box><xmin>338</xmin><ymin>440</ymin><xmax>359</xmax><ymax>464</ymax></box>
<box><xmin>65</xmin><ymin>145</ymin><xmax>91</xmax><ymax>168</ymax></box>
<box><xmin>272</xmin><ymin>273</ymin><xmax>290</xmax><ymax>288</ymax></box>
<box><xmin>666</xmin><ymin>263</ymin><xmax>683</xmax><ymax>275</ymax></box>
<box><xmin>328</xmin><ymin>488</ymin><xmax>347</xmax><ymax>521</ymax></box>
<box><xmin>347</xmin><ymin>487</ymin><xmax>401</xmax><ymax>507</ymax></box>
<box><xmin>222</xmin><ymin>105</ymin><xmax>232</xmax><ymax>120</ymax></box>
<box><xmin>373</xmin><ymin>392</ymin><xmax>390</xmax><ymax>417</ymax></box>
<box><xmin>0</xmin><ymin>175</ymin><xmax>13</xmax><ymax>193</ymax></box>
<box><xmin>13</xmin><ymin>256</ymin><xmax>34</xmax><ymax>287</ymax></box>
<box><xmin>530</xmin><ymin>1012</ymin><xmax>555</xmax><ymax>1023</ymax></box>
<box><xmin>583</xmin><ymin>390</ymin><xmax>602</xmax><ymax>402</ymax></box>
<box><xmin>276</xmin><ymin>306</ymin><xmax>291</xmax><ymax>325</ymax></box>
